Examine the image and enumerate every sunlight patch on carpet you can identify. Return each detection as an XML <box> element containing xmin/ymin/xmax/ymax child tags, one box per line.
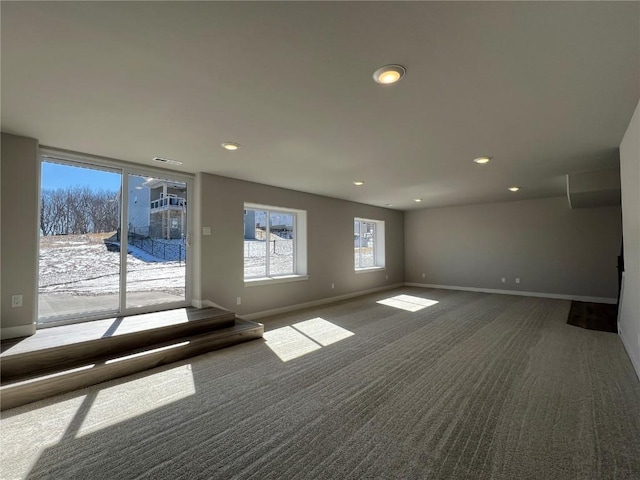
<box><xmin>377</xmin><ymin>294</ymin><xmax>439</xmax><ymax>312</ymax></box>
<box><xmin>264</xmin><ymin>326</ymin><xmax>321</xmax><ymax>362</ymax></box>
<box><xmin>264</xmin><ymin>318</ymin><xmax>354</xmax><ymax>362</ymax></box>
<box><xmin>293</xmin><ymin>317</ymin><xmax>354</xmax><ymax>346</ymax></box>
<box><xmin>0</xmin><ymin>395</ymin><xmax>87</xmax><ymax>479</ymax></box>
<box><xmin>77</xmin><ymin>364</ymin><xmax>195</xmax><ymax>437</ymax></box>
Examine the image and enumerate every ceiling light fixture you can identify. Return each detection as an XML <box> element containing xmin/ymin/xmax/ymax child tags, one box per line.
<box><xmin>221</xmin><ymin>142</ymin><xmax>241</xmax><ymax>151</ymax></box>
<box><xmin>153</xmin><ymin>156</ymin><xmax>182</xmax><ymax>165</ymax></box>
<box><xmin>353</xmin><ymin>181</ymin><xmax>364</xmax><ymax>186</ymax></box>
<box><xmin>508</xmin><ymin>186</ymin><xmax>520</xmax><ymax>192</ymax></box>
<box><xmin>373</xmin><ymin>64</ymin><xmax>406</xmax><ymax>85</ymax></box>
<box><xmin>473</xmin><ymin>157</ymin><xmax>492</xmax><ymax>164</ymax></box>
<box><xmin>385</xmin><ymin>204</ymin><xmax>393</xmax><ymax>207</ymax></box>
<box><xmin>413</xmin><ymin>198</ymin><xmax>423</xmax><ymax>203</ymax></box>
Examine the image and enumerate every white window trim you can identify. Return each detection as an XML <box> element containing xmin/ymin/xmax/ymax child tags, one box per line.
<box><xmin>354</xmin><ymin>217</ymin><xmax>385</xmax><ymax>271</ymax></box>
<box><xmin>355</xmin><ymin>266</ymin><xmax>386</xmax><ymax>274</ymax></box>
<box><xmin>244</xmin><ymin>275</ymin><xmax>309</xmax><ymax>287</ymax></box>
<box><xmin>244</xmin><ymin>203</ymin><xmax>307</xmax><ymax>284</ymax></box>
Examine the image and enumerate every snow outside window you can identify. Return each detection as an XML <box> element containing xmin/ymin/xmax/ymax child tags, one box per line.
<box><xmin>244</xmin><ymin>204</ymin><xmax>307</xmax><ymax>280</ymax></box>
<box><xmin>354</xmin><ymin>218</ymin><xmax>385</xmax><ymax>270</ymax></box>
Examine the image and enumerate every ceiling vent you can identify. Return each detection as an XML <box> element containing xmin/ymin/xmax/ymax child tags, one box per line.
<box><xmin>566</xmin><ymin>167</ymin><xmax>621</xmax><ymax>209</ymax></box>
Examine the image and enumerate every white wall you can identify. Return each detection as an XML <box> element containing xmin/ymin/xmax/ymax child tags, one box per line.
<box><xmin>405</xmin><ymin>196</ymin><xmax>622</xmax><ymax>301</ymax></box>
<box><xmin>199</xmin><ymin>173</ymin><xmax>404</xmax><ymax>317</ymax></box>
<box><xmin>1</xmin><ymin>133</ymin><xmax>39</xmax><ymax>339</ymax></box>
<box><xmin>619</xmin><ymin>100</ymin><xmax>640</xmax><ymax>379</ymax></box>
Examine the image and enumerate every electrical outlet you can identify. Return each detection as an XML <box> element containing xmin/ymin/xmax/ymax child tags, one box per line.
<box><xmin>236</xmin><ymin>297</ymin><xmax>241</xmax><ymax>305</ymax></box>
<box><xmin>385</xmin><ymin>274</ymin><xmax>389</xmax><ymax>280</ymax></box>
<box><xmin>515</xmin><ymin>277</ymin><xmax>520</xmax><ymax>284</ymax></box>
<box><xmin>422</xmin><ymin>273</ymin><xmax>426</xmax><ymax>278</ymax></box>
<box><xmin>202</xmin><ymin>226</ymin><xmax>212</xmax><ymax>236</ymax></box>
<box><xmin>11</xmin><ymin>295</ymin><xmax>23</xmax><ymax>307</ymax></box>
<box><xmin>331</xmin><ymin>283</ymin><xmax>335</xmax><ymax>289</ymax></box>
<box><xmin>501</xmin><ymin>277</ymin><xmax>506</xmax><ymax>283</ymax></box>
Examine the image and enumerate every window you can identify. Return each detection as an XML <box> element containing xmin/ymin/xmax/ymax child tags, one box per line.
<box><xmin>244</xmin><ymin>204</ymin><xmax>307</xmax><ymax>282</ymax></box>
<box><xmin>354</xmin><ymin>218</ymin><xmax>385</xmax><ymax>270</ymax></box>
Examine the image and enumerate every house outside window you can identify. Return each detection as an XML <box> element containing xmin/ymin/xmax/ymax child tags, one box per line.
<box><xmin>244</xmin><ymin>204</ymin><xmax>307</xmax><ymax>283</ymax></box>
<box><xmin>354</xmin><ymin>218</ymin><xmax>385</xmax><ymax>270</ymax></box>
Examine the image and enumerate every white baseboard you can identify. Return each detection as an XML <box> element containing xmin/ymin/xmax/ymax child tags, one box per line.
<box><xmin>197</xmin><ymin>282</ymin><xmax>618</xmax><ymax>323</ymax></box>
<box><xmin>239</xmin><ymin>283</ymin><xmax>404</xmax><ymax>321</ymax></box>
<box><xmin>1</xmin><ymin>323</ymin><xmax>36</xmax><ymax>340</ymax></box>
<box><xmin>191</xmin><ymin>299</ymin><xmax>204</xmax><ymax>309</ymax></box>
<box><xmin>404</xmin><ymin>282</ymin><xmax>618</xmax><ymax>304</ymax></box>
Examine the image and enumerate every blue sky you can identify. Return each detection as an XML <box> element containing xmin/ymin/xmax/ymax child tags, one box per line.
<box><xmin>41</xmin><ymin>162</ymin><xmax>121</xmax><ymax>191</ymax></box>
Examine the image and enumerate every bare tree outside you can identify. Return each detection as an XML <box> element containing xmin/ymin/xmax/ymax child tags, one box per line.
<box><xmin>39</xmin><ymin>186</ymin><xmax>119</xmax><ymax>236</ymax></box>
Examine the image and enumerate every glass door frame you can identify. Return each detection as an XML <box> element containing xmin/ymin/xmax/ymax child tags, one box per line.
<box><xmin>38</xmin><ymin>148</ymin><xmax>193</xmax><ymax>328</ymax></box>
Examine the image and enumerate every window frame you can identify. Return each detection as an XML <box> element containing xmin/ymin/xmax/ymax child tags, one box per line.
<box><xmin>354</xmin><ymin>217</ymin><xmax>386</xmax><ymax>272</ymax></box>
<box><xmin>243</xmin><ymin>203</ymin><xmax>307</xmax><ymax>285</ymax></box>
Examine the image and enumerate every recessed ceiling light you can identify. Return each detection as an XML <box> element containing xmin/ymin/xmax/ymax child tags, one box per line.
<box><xmin>385</xmin><ymin>204</ymin><xmax>393</xmax><ymax>207</ymax></box>
<box><xmin>153</xmin><ymin>156</ymin><xmax>182</xmax><ymax>165</ymax></box>
<box><xmin>473</xmin><ymin>157</ymin><xmax>492</xmax><ymax>164</ymax></box>
<box><xmin>221</xmin><ymin>142</ymin><xmax>241</xmax><ymax>151</ymax></box>
<box><xmin>413</xmin><ymin>198</ymin><xmax>423</xmax><ymax>203</ymax></box>
<box><xmin>353</xmin><ymin>181</ymin><xmax>364</xmax><ymax>186</ymax></box>
<box><xmin>508</xmin><ymin>186</ymin><xmax>520</xmax><ymax>192</ymax></box>
<box><xmin>373</xmin><ymin>64</ymin><xmax>406</xmax><ymax>85</ymax></box>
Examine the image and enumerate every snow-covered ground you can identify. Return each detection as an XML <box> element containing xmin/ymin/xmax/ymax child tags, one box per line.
<box><xmin>355</xmin><ymin>247</ymin><xmax>375</xmax><ymax>268</ymax></box>
<box><xmin>39</xmin><ymin>234</ymin><xmax>186</xmax><ymax>298</ymax></box>
<box><xmin>243</xmin><ymin>239</ymin><xmax>374</xmax><ymax>276</ymax></box>
<box><xmin>38</xmin><ymin>235</ymin><xmax>375</xmax><ymax>319</ymax></box>
<box><xmin>40</xmin><ymin>235</ymin><xmax>299</xmax><ymax>300</ymax></box>
<box><xmin>244</xmin><ymin>239</ymin><xmax>294</xmax><ymax>277</ymax></box>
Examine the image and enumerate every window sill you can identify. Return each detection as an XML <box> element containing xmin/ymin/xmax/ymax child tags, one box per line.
<box><xmin>244</xmin><ymin>275</ymin><xmax>309</xmax><ymax>287</ymax></box>
<box><xmin>355</xmin><ymin>266</ymin><xmax>386</xmax><ymax>274</ymax></box>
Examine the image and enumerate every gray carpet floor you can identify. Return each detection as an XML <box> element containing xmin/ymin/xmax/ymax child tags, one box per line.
<box><xmin>2</xmin><ymin>287</ymin><xmax>639</xmax><ymax>479</ymax></box>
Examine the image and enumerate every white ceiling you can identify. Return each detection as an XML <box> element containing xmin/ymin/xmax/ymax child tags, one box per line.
<box><xmin>2</xmin><ymin>1</ymin><xmax>638</xmax><ymax>210</ymax></box>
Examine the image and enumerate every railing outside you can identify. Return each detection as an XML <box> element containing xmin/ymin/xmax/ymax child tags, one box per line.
<box><xmin>150</xmin><ymin>196</ymin><xmax>187</xmax><ymax>210</ymax></box>
<box><xmin>128</xmin><ymin>233</ymin><xmax>186</xmax><ymax>263</ymax></box>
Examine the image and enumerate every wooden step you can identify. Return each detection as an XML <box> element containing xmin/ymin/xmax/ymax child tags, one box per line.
<box><xmin>1</xmin><ymin>319</ymin><xmax>263</xmax><ymax>411</ymax></box>
<box><xmin>1</xmin><ymin>307</ymin><xmax>236</xmax><ymax>381</ymax></box>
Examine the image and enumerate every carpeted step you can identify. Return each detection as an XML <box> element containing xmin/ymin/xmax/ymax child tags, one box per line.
<box><xmin>1</xmin><ymin>307</ymin><xmax>236</xmax><ymax>382</ymax></box>
<box><xmin>0</xmin><ymin>319</ymin><xmax>263</xmax><ymax>411</ymax></box>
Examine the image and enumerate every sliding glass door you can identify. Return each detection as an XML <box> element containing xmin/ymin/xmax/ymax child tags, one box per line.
<box><xmin>125</xmin><ymin>173</ymin><xmax>187</xmax><ymax>309</ymax></box>
<box><xmin>38</xmin><ymin>155</ymin><xmax>191</xmax><ymax>326</ymax></box>
<box><xmin>38</xmin><ymin>161</ymin><xmax>122</xmax><ymax>323</ymax></box>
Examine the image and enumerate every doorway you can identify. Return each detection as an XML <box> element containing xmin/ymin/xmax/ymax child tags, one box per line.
<box><xmin>38</xmin><ymin>155</ymin><xmax>191</xmax><ymax>326</ymax></box>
